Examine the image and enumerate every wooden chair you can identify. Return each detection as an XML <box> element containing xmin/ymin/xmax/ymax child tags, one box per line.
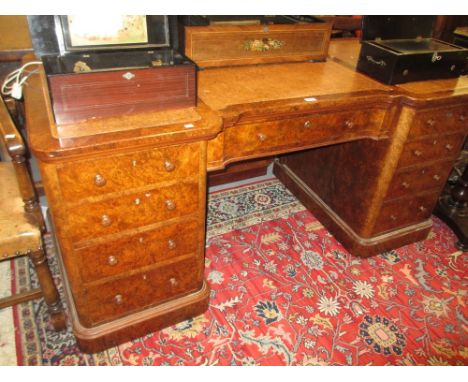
<box><xmin>0</xmin><ymin>96</ymin><xmax>65</xmax><ymax>330</ymax></box>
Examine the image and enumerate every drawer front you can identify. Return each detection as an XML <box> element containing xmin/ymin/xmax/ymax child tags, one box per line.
<box><xmin>225</xmin><ymin>108</ymin><xmax>385</xmax><ymax>160</ymax></box>
<box><xmin>185</xmin><ymin>24</ymin><xmax>331</xmax><ymax>68</ymax></box>
<box><xmin>409</xmin><ymin>105</ymin><xmax>467</xmax><ymax>139</ymax></box>
<box><xmin>398</xmin><ymin>133</ymin><xmax>465</xmax><ymax>168</ymax></box>
<box><xmin>66</xmin><ymin>182</ymin><xmax>199</xmax><ymax>242</ymax></box>
<box><xmin>74</xmin><ymin>255</ymin><xmax>204</xmax><ymax>326</ymax></box>
<box><xmin>373</xmin><ymin>192</ymin><xmax>439</xmax><ymax>235</ymax></box>
<box><xmin>386</xmin><ymin>159</ymin><xmax>454</xmax><ymax>200</ymax></box>
<box><xmin>58</xmin><ymin>143</ymin><xmax>200</xmax><ymax>202</ymax></box>
<box><xmin>76</xmin><ymin>219</ymin><xmax>200</xmax><ymax>284</ymax></box>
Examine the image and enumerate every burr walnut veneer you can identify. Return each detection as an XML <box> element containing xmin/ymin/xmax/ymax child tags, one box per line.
<box><xmin>24</xmin><ymin>40</ymin><xmax>467</xmax><ymax>352</ymax></box>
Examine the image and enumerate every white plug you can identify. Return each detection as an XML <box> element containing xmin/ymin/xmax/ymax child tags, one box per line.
<box><xmin>11</xmin><ymin>82</ymin><xmax>23</xmax><ymax>100</ymax></box>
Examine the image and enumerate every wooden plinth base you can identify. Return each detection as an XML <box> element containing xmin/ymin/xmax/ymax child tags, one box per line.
<box><xmin>274</xmin><ymin>160</ymin><xmax>432</xmax><ymax>257</ymax></box>
<box><xmin>69</xmin><ymin>281</ymin><xmax>210</xmax><ymax>354</ymax></box>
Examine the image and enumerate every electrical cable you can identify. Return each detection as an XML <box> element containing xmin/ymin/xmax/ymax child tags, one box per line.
<box><xmin>1</xmin><ymin>61</ymin><xmax>43</xmax><ymax>100</ymax></box>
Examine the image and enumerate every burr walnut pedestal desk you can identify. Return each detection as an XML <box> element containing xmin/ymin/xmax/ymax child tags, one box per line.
<box><xmin>25</xmin><ymin>41</ymin><xmax>468</xmax><ymax>352</ymax></box>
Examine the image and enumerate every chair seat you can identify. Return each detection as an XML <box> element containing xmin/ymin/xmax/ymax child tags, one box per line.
<box><xmin>0</xmin><ymin>162</ymin><xmax>41</xmax><ymax>259</ymax></box>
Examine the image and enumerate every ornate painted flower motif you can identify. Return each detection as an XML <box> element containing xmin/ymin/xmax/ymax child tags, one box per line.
<box><xmin>317</xmin><ymin>295</ymin><xmax>341</xmax><ymax>317</ymax></box>
<box><xmin>422</xmin><ymin>295</ymin><xmax>451</xmax><ymax>318</ymax></box>
<box><xmin>359</xmin><ymin>315</ymin><xmax>406</xmax><ymax>356</ymax></box>
<box><xmin>254</xmin><ymin>300</ymin><xmax>281</xmax><ymax>324</ymax></box>
<box><xmin>164</xmin><ymin>315</ymin><xmax>207</xmax><ymax>340</ymax></box>
<box><xmin>254</xmin><ymin>193</ymin><xmax>272</xmax><ymax>205</ymax></box>
<box><xmin>300</xmin><ymin>251</ymin><xmax>324</xmax><ymax>270</ymax></box>
<box><xmin>352</xmin><ymin>280</ymin><xmax>375</xmax><ymax>299</ymax></box>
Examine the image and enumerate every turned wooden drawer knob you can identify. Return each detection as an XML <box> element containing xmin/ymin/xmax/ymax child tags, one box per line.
<box><xmin>345</xmin><ymin>120</ymin><xmax>354</xmax><ymax>129</ymax></box>
<box><xmin>164</xmin><ymin>159</ymin><xmax>175</xmax><ymax>172</ymax></box>
<box><xmin>114</xmin><ymin>294</ymin><xmax>123</xmax><ymax>305</ymax></box>
<box><xmin>167</xmin><ymin>239</ymin><xmax>176</xmax><ymax>250</ymax></box>
<box><xmin>94</xmin><ymin>173</ymin><xmax>106</xmax><ymax>187</ymax></box>
<box><xmin>426</xmin><ymin>119</ymin><xmax>436</xmax><ymax>127</ymax></box>
<box><xmin>460</xmin><ymin>114</ymin><xmax>466</xmax><ymax>122</ymax></box>
<box><xmin>419</xmin><ymin>205</ymin><xmax>427</xmax><ymax>213</ymax></box>
<box><xmin>304</xmin><ymin>120</ymin><xmax>311</xmax><ymax>129</ymax></box>
<box><xmin>257</xmin><ymin>133</ymin><xmax>267</xmax><ymax>142</ymax></box>
<box><xmin>101</xmin><ymin>214</ymin><xmax>112</xmax><ymax>227</ymax></box>
<box><xmin>413</xmin><ymin>150</ymin><xmax>423</xmax><ymax>157</ymax></box>
<box><xmin>134</xmin><ymin>197</ymin><xmax>141</xmax><ymax>206</ymax></box>
<box><xmin>445</xmin><ymin>144</ymin><xmax>454</xmax><ymax>151</ymax></box>
<box><xmin>390</xmin><ymin>214</ymin><xmax>397</xmax><ymax>221</ymax></box>
<box><xmin>433</xmin><ymin>174</ymin><xmax>441</xmax><ymax>181</ymax></box>
<box><xmin>165</xmin><ymin>199</ymin><xmax>176</xmax><ymax>210</ymax></box>
<box><xmin>107</xmin><ymin>255</ymin><xmax>118</xmax><ymax>266</ymax></box>
<box><xmin>169</xmin><ymin>277</ymin><xmax>178</xmax><ymax>287</ymax></box>
<box><xmin>401</xmin><ymin>182</ymin><xmax>410</xmax><ymax>189</ymax></box>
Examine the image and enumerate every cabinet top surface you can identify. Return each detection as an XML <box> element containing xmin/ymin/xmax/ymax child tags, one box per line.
<box><xmin>198</xmin><ymin>59</ymin><xmax>391</xmax><ymax>112</ymax></box>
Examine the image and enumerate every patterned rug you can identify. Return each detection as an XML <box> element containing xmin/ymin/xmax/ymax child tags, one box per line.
<box><xmin>2</xmin><ymin>177</ymin><xmax>467</xmax><ymax>365</ymax></box>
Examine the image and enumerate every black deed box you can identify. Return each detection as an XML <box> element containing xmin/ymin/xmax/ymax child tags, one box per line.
<box><xmin>357</xmin><ymin>16</ymin><xmax>468</xmax><ymax>84</ymax></box>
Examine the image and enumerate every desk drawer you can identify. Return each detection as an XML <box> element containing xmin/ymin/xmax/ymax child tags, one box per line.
<box><xmin>76</xmin><ymin>219</ymin><xmax>200</xmax><ymax>284</ymax></box>
<box><xmin>408</xmin><ymin>105</ymin><xmax>467</xmax><ymax>139</ymax></box>
<box><xmin>58</xmin><ymin>143</ymin><xmax>201</xmax><ymax>203</ymax></box>
<box><xmin>225</xmin><ymin>108</ymin><xmax>385</xmax><ymax>159</ymax></box>
<box><xmin>398</xmin><ymin>133</ymin><xmax>465</xmax><ymax>168</ymax></box>
<box><xmin>74</xmin><ymin>255</ymin><xmax>204</xmax><ymax>326</ymax></box>
<box><xmin>373</xmin><ymin>191</ymin><xmax>438</xmax><ymax>235</ymax></box>
<box><xmin>66</xmin><ymin>181</ymin><xmax>199</xmax><ymax>242</ymax></box>
<box><xmin>386</xmin><ymin>159</ymin><xmax>453</xmax><ymax>200</ymax></box>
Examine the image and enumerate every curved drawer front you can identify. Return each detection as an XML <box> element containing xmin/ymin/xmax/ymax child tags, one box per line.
<box><xmin>66</xmin><ymin>181</ymin><xmax>199</xmax><ymax>242</ymax></box>
<box><xmin>76</xmin><ymin>219</ymin><xmax>200</xmax><ymax>284</ymax></box>
<box><xmin>398</xmin><ymin>133</ymin><xmax>465</xmax><ymax>168</ymax></box>
<box><xmin>73</xmin><ymin>255</ymin><xmax>204</xmax><ymax>327</ymax></box>
<box><xmin>57</xmin><ymin>143</ymin><xmax>201</xmax><ymax>203</ymax></box>
<box><xmin>225</xmin><ymin>108</ymin><xmax>385</xmax><ymax>160</ymax></box>
<box><xmin>386</xmin><ymin>159</ymin><xmax>454</xmax><ymax>200</ymax></box>
<box><xmin>373</xmin><ymin>191</ymin><xmax>439</xmax><ymax>235</ymax></box>
<box><xmin>409</xmin><ymin>105</ymin><xmax>467</xmax><ymax>139</ymax></box>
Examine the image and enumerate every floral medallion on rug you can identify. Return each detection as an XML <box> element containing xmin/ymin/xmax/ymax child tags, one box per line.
<box><xmin>4</xmin><ymin>178</ymin><xmax>468</xmax><ymax>365</ymax></box>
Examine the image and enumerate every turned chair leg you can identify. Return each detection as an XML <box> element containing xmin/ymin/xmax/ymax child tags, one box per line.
<box><xmin>29</xmin><ymin>248</ymin><xmax>66</xmax><ymax>331</ymax></box>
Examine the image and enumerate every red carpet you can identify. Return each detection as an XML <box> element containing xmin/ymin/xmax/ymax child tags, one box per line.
<box><xmin>9</xmin><ymin>178</ymin><xmax>468</xmax><ymax>365</ymax></box>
